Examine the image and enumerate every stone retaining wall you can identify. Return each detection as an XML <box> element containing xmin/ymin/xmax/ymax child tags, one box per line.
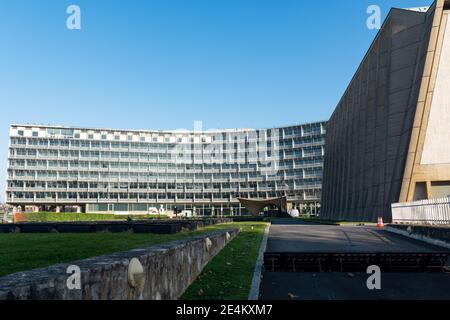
<box><xmin>0</xmin><ymin>228</ymin><xmax>239</xmax><ymax>300</ymax></box>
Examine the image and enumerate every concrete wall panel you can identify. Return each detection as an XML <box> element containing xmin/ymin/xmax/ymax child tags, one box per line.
<box><xmin>322</xmin><ymin>8</ymin><xmax>437</xmax><ymax>222</ymax></box>
<box><xmin>421</xmin><ymin>13</ymin><xmax>450</xmax><ymax>165</ymax></box>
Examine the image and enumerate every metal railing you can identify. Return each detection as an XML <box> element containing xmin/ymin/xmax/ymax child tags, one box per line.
<box><xmin>391</xmin><ymin>197</ymin><xmax>450</xmax><ymax>225</ymax></box>
<box><xmin>264</xmin><ymin>252</ymin><xmax>450</xmax><ymax>273</ymax></box>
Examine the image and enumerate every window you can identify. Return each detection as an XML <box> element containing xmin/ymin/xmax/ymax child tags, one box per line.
<box><xmin>130</xmin><ymin>143</ymin><xmax>139</xmax><ymax>150</ymax></box>
<box><xmin>88</xmin><ymin>134</ymin><xmax>94</xmax><ymax>139</ymax></box>
<box><xmin>74</xmin><ymin>133</ymin><xmax>80</xmax><ymax>139</ymax></box>
<box><xmin>101</xmin><ymin>134</ymin><xmax>107</xmax><ymax>140</ymax></box>
<box><xmin>61</xmin><ymin>129</ymin><xmax>74</xmax><ymax>137</ymax></box>
<box><xmin>114</xmin><ymin>135</ymin><xmax>120</xmax><ymax>141</ymax></box>
<box><xmin>32</xmin><ymin>131</ymin><xmax>38</xmax><ymax>137</ymax></box>
<box><xmin>18</xmin><ymin>130</ymin><xmax>24</xmax><ymax>136</ymax></box>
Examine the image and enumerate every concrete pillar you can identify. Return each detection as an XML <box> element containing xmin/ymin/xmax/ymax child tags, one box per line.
<box><xmin>56</xmin><ymin>206</ymin><xmax>61</xmax><ymax>213</ymax></box>
<box><xmin>426</xmin><ymin>181</ymin><xmax>433</xmax><ymax>199</ymax></box>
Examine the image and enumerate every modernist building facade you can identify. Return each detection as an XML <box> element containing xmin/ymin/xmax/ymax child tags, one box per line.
<box><xmin>6</xmin><ymin>122</ymin><xmax>326</xmax><ymax>216</ymax></box>
<box><xmin>322</xmin><ymin>0</ymin><xmax>450</xmax><ymax>222</ymax></box>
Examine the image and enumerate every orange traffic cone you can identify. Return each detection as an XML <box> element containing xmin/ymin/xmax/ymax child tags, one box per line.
<box><xmin>377</xmin><ymin>217</ymin><xmax>384</xmax><ymax>228</ymax></box>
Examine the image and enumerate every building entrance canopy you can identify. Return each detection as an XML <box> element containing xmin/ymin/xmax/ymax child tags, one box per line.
<box><xmin>237</xmin><ymin>196</ymin><xmax>288</xmax><ymax>216</ymax></box>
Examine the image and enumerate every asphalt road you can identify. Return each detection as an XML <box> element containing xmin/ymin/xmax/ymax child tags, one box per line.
<box><xmin>267</xmin><ymin>220</ymin><xmax>445</xmax><ymax>252</ymax></box>
<box><xmin>261</xmin><ymin>220</ymin><xmax>450</xmax><ymax>300</ymax></box>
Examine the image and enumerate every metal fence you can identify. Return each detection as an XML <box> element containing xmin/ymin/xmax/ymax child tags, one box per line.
<box><xmin>391</xmin><ymin>197</ymin><xmax>450</xmax><ymax>225</ymax></box>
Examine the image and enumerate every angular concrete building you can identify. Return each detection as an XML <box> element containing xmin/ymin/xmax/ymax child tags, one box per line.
<box><xmin>322</xmin><ymin>0</ymin><xmax>450</xmax><ymax>222</ymax></box>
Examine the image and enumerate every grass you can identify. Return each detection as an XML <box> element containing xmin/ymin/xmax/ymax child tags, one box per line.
<box><xmin>12</xmin><ymin>211</ymin><xmax>168</xmax><ymax>222</ymax></box>
<box><xmin>0</xmin><ymin>222</ymin><xmax>245</xmax><ymax>277</ymax></box>
<box><xmin>181</xmin><ymin>222</ymin><xmax>268</xmax><ymax>300</ymax></box>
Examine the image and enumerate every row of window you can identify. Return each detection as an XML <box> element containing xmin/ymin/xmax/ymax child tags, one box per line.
<box><xmin>9</xmin><ymin>158</ymin><xmax>323</xmax><ymax>169</ymax></box>
<box><xmin>9</xmin><ymin>161</ymin><xmax>322</xmax><ymax>174</ymax></box>
<box><xmin>8</xmin><ymin>178</ymin><xmax>322</xmax><ymax>190</ymax></box>
<box><xmin>15</xmin><ymin>124</ymin><xmax>324</xmax><ymax>141</ymax></box>
<box><xmin>11</xmin><ymin>135</ymin><xmax>324</xmax><ymax>149</ymax></box>
<box><xmin>9</xmin><ymin>172</ymin><xmax>319</xmax><ymax>182</ymax></box>
<box><xmin>10</xmin><ymin>148</ymin><xmax>322</xmax><ymax>161</ymax></box>
<box><xmin>9</xmin><ymin>166</ymin><xmax>317</xmax><ymax>176</ymax></box>
<box><xmin>7</xmin><ymin>190</ymin><xmax>321</xmax><ymax>201</ymax></box>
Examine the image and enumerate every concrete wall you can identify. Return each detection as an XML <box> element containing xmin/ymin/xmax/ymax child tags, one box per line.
<box><xmin>431</xmin><ymin>182</ymin><xmax>450</xmax><ymax>198</ymax></box>
<box><xmin>399</xmin><ymin>0</ymin><xmax>450</xmax><ymax>202</ymax></box>
<box><xmin>386</xmin><ymin>224</ymin><xmax>450</xmax><ymax>249</ymax></box>
<box><xmin>421</xmin><ymin>11</ymin><xmax>450</xmax><ymax>165</ymax></box>
<box><xmin>322</xmin><ymin>6</ymin><xmax>438</xmax><ymax>222</ymax></box>
<box><xmin>0</xmin><ymin>228</ymin><xmax>239</xmax><ymax>300</ymax></box>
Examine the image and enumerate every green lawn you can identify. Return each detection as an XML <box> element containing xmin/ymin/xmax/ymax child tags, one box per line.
<box><xmin>0</xmin><ymin>222</ymin><xmax>245</xmax><ymax>277</ymax></box>
<box><xmin>181</xmin><ymin>222</ymin><xmax>267</xmax><ymax>300</ymax></box>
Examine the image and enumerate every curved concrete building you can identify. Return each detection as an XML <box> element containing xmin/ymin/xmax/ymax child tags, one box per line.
<box><xmin>6</xmin><ymin>122</ymin><xmax>326</xmax><ymax>216</ymax></box>
<box><xmin>322</xmin><ymin>0</ymin><xmax>450</xmax><ymax>222</ymax></box>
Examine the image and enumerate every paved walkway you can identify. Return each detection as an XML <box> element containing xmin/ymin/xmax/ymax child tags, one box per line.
<box><xmin>261</xmin><ymin>220</ymin><xmax>450</xmax><ymax>300</ymax></box>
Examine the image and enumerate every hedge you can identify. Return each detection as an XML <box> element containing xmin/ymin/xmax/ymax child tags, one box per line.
<box><xmin>13</xmin><ymin>212</ymin><xmax>168</xmax><ymax>223</ymax></box>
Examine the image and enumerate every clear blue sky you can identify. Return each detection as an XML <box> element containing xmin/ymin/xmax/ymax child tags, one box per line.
<box><xmin>0</xmin><ymin>0</ymin><xmax>433</xmax><ymax>202</ymax></box>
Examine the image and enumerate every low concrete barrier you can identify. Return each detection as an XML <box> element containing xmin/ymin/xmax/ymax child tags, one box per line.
<box><xmin>386</xmin><ymin>224</ymin><xmax>450</xmax><ymax>249</ymax></box>
<box><xmin>0</xmin><ymin>228</ymin><xmax>239</xmax><ymax>300</ymax></box>
<box><xmin>232</xmin><ymin>217</ymin><xmax>267</xmax><ymax>222</ymax></box>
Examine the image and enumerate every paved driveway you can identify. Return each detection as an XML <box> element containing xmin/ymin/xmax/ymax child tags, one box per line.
<box><xmin>261</xmin><ymin>220</ymin><xmax>450</xmax><ymax>300</ymax></box>
<box><xmin>267</xmin><ymin>221</ymin><xmax>444</xmax><ymax>253</ymax></box>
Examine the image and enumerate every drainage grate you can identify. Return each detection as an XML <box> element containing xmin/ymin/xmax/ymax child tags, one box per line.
<box><xmin>263</xmin><ymin>252</ymin><xmax>450</xmax><ymax>273</ymax></box>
